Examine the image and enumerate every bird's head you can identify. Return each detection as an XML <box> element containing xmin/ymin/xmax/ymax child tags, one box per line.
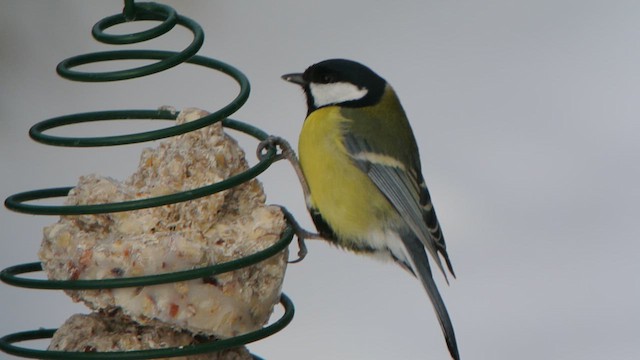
<box><xmin>282</xmin><ymin>59</ymin><xmax>387</xmax><ymax>113</ymax></box>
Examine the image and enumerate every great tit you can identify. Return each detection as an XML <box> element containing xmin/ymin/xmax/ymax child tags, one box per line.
<box><xmin>282</xmin><ymin>59</ymin><xmax>459</xmax><ymax>360</ymax></box>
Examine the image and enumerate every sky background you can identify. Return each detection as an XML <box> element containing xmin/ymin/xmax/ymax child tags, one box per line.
<box><xmin>1</xmin><ymin>1</ymin><xmax>639</xmax><ymax>359</ymax></box>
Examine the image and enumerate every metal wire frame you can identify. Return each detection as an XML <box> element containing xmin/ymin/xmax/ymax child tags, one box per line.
<box><xmin>1</xmin><ymin>1</ymin><xmax>296</xmax><ymax>358</ymax></box>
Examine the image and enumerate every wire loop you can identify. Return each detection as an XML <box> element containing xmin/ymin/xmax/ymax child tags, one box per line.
<box><xmin>58</xmin><ymin>4</ymin><xmax>203</xmax><ymax>82</ymax></box>
<box><xmin>0</xmin><ymin>226</ymin><xmax>293</xmax><ymax>290</ymax></box>
<box><xmin>37</xmin><ymin>55</ymin><xmax>250</xmax><ymax>146</ymax></box>
<box><xmin>7</xmin><ymin>120</ymin><xmax>273</xmax><ymax>215</ymax></box>
<box><xmin>93</xmin><ymin>2</ymin><xmax>177</xmax><ymax>44</ymax></box>
<box><xmin>0</xmin><ymin>294</ymin><xmax>294</xmax><ymax>359</ymax></box>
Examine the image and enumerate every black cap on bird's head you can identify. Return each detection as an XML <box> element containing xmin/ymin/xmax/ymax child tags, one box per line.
<box><xmin>282</xmin><ymin>59</ymin><xmax>387</xmax><ymax>113</ymax></box>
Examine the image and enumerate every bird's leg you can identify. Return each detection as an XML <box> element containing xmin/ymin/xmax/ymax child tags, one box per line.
<box><xmin>257</xmin><ymin>136</ymin><xmax>324</xmax><ymax>263</ymax></box>
<box><xmin>275</xmin><ymin>205</ymin><xmax>326</xmax><ymax>263</ymax></box>
<box><xmin>257</xmin><ymin>136</ymin><xmax>311</xmax><ymax>199</ymax></box>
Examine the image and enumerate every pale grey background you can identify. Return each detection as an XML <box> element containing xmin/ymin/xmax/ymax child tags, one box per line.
<box><xmin>1</xmin><ymin>1</ymin><xmax>639</xmax><ymax>359</ymax></box>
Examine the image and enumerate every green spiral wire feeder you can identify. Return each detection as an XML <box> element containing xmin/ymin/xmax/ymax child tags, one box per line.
<box><xmin>0</xmin><ymin>1</ymin><xmax>295</xmax><ymax>359</ymax></box>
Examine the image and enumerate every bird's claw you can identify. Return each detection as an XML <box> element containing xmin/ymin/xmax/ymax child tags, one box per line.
<box><xmin>275</xmin><ymin>205</ymin><xmax>322</xmax><ymax>264</ymax></box>
<box><xmin>258</xmin><ymin>137</ymin><xmax>318</xmax><ymax>264</ymax></box>
<box><xmin>288</xmin><ymin>236</ymin><xmax>308</xmax><ymax>264</ymax></box>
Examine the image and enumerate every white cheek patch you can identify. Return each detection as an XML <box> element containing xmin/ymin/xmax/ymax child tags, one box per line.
<box><xmin>309</xmin><ymin>82</ymin><xmax>368</xmax><ymax>108</ymax></box>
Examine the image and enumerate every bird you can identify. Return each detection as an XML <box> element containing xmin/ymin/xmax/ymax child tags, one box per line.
<box><xmin>281</xmin><ymin>58</ymin><xmax>460</xmax><ymax>359</ymax></box>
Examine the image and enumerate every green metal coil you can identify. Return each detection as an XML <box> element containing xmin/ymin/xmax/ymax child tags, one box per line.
<box><xmin>6</xmin><ymin>119</ymin><xmax>275</xmax><ymax>216</ymax></box>
<box><xmin>0</xmin><ymin>294</ymin><xmax>294</xmax><ymax>359</ymax></box>
<box><xmin>34</xmin><ymin>54</ymin><xmax>250</xmax><ymax>147</ymax></box>
<box><xmin>1</xmin><ymin>1</ymin><xmax>296</xmax><ymax>359</ymax></box>
<box><xmin>0</xmin><ymin>226</ymin><xmax>293</xmax><ymax>290</ymax></box>
<box><xmin>59</xmin><ymin>2</ymin><xmax>203</xmax><ymax>81</ymax></box>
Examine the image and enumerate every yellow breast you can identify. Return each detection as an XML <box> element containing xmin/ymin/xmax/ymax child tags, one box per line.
<box><xmin>298</xmin><ymin>106</ymin><xmax>396</xmax><ymax>242</ymax></box>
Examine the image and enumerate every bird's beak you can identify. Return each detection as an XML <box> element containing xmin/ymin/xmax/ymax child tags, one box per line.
<box><xmin>281</xmin><ymin>73</ymin><xmax>307</xmax><ymax>86</ymax></box>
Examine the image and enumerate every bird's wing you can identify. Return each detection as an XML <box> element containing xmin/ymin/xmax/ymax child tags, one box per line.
<box><xmin>344</xmin><ymin>133</ymin><xmax>460</xmax><ymax>359</ymax></box>
<box><xmin>418</xmin><ymin>177</ymin><xmax>456</xmax><ymax>277</ymax></box>
<box><xmin>343</xmin><ymin>133</ymin><xmax>452</xmax><ymax>280</ymax></box>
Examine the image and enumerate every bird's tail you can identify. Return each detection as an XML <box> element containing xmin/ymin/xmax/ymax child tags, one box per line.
<box><xmin>402</xmin><ymin>235</ymin><xmax>460</xmax><ymax>360</ymax></box>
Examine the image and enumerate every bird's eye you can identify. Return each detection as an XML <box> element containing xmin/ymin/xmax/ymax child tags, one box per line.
<box><xmin>320</xmin><ymin>73</ymin><xmax>335</xmax><ymax>83</ymax></box>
